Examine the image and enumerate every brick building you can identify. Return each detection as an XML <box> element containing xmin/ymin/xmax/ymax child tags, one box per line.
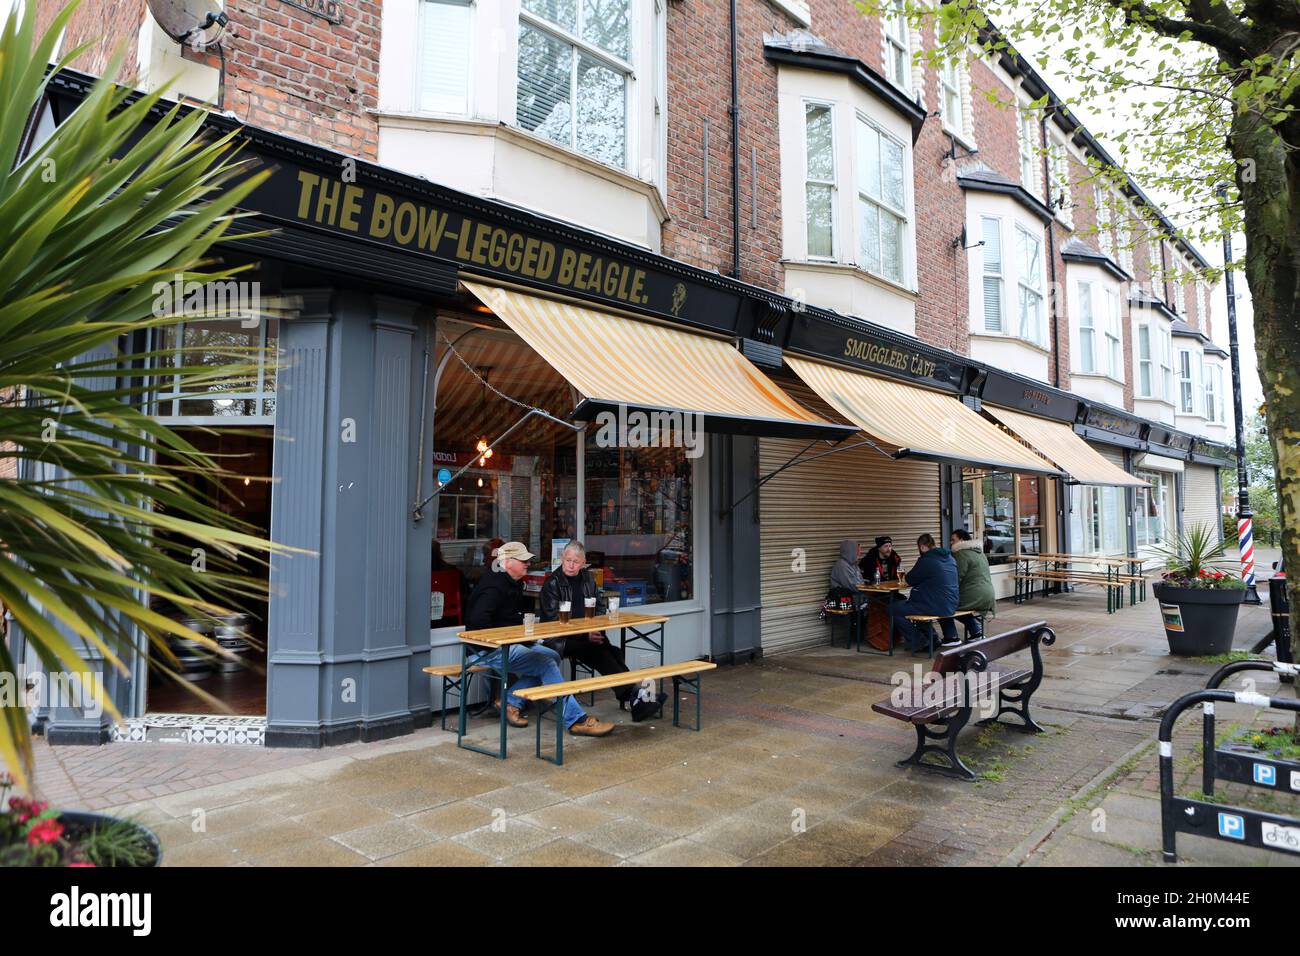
<box><xmin>24</xmin><ymin>0</ymin><xmax>1238</xmax><ymax>742</ymax></box>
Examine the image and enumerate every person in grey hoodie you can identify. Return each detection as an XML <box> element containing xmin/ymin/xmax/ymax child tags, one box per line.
<box><xmin>830</xmin><ymin>540</ymin><xmax>865</xmax><ymax>594</ymax></box>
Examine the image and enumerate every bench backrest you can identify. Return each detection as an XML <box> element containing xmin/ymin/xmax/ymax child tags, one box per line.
<box><xmin>932</xmin><ymin>620</ymin><xmax>1055</xmax><ymax>676</ymax></box>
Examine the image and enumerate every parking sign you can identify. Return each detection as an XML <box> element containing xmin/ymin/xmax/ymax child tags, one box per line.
<box><xmin>1254</xmin><ymin>763</ymin><xmax>1277</xmax><ymax>786</ymax></box>
<box><xmin>1218</xmin><ymin>813</ymin><xmax>1245</xmax><ymax>840</ymax></box>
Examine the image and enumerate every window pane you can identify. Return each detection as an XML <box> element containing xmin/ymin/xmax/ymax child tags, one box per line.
<box><xmin>806</xmin><ymin>104</ymin><xmax>834</xmax><ymax>180</ymax></box>
<box><xmin>418</xmin><ymin>0</ymin><xmax>471</xmax><ymax>114</ymax></box>
<box><xmin>858</xmin><ymin>199</ymin><xmax>880</xmax><ymax>272</ymax></box>
<box><xmin>857</xmin><ymin>120</ymin><xmax>880</xmax><ymax>199</ymax></box>
<box><xmin>1018</xmin><ymin>475</ymin><xmax>1042</xmax><ymax>555</ymax></box>
<box><xmin>523</xmin><ymin>0</ymin><xmax>577</xmax><ymax>31</ymax></box>
<box><xmin>982</xmin><ymin>217</ymin><xmax>1001</xmax><ymax>271</ymax></box>
<box><xmin>981</xmin><ymin>473</ymin><xmax>1016</xmax><ymax>565</ymax></box>
<box><xmin>586</xmin><ymin>440</ymin><xmax>694</xmax><ymax>607</ymax></box>
<box><xmin>806</xmin><ymin>184</ymin><xmax>834</xmax><ymax>258</ymax></box>
<box><xmin>1080</xmin><ymin>328</ymin><xmax>1096</xmax><ymax>373</ymax></box>
<box><xmin>576</xmin><ymin>54</ymin><xmax>625</xmax><ymax>165</ymax></box>
<box><xmin>983</xmin><ymin>277</ymin><xmax>1002</xmax><ymax>332</ymax></box>
<box><xmin>517</xmin><ymin>23</ymin><xmax>573</xmax><ymax>147</ymax></box>
<box><xmin>880</xmin><ymin>209</ymin><xmax>903</xmax><ymax>283</ymax></box>
<box><xmin>881</xmin><ymin>137</ymin><xmax>905</xmax><ymax>209</ymax></box>
<box><xmin>581</xmin><ymin>0</ymin><xmax>629</xmax><ymax>59</ymax></box>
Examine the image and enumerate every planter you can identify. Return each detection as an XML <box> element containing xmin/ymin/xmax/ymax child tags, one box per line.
<box><xmin>56</xmin><ymin>811</ymin><xmax>163</xmax><ymax>867</ymax></box>
<box><xmin>1152</xmin><ymin>582</ymin><xmax>1245</xmax><ymax>656</ymax></box>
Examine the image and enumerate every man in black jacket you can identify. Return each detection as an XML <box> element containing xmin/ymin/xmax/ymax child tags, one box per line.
<box><xmin>464</xmin><ymin>541</ymin><xmax>613</xmax><ymax>737</ymax></box>
<box><xmin>539</xmin><ymin>541</ymin><xmax>664</xmax><ymax>721</ymax></box>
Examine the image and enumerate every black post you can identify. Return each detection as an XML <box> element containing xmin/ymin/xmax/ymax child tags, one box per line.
<box><xmin>1217</xmin><ymin>184</ymin><xmax>1261</xmax><ymax>604</ymax></box>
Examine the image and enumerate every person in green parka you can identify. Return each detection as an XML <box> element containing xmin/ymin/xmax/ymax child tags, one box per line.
<box><xmin>947</xmin><ymin>528</ymin><xmax>996</xmax><ymax>641</ymax></box>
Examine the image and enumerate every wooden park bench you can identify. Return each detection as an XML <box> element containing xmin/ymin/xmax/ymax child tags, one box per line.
<box><xmin>871</xmin><ymin>621</ymin><xmax>1056</xmax><ymax>781</ymax></box>
<box><xmin>513</xmin><ymin>660</ymin><xmax>718</xmax><ymax>765</ymax></box>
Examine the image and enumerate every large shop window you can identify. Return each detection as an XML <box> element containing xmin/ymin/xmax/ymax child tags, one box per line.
<box><xmin>1070</xmin><ymin>484</ymin><xmax>1126</xmax><ymax>556</ymax></box>
<box><xmin>517</xmin><ymin>0</ymin><xmax>631</xmax><ymax>168</ymax></box>
<box><xmin>585</xmin><ymin>439</ymin><xmax>694</xmax><ymax>605</ymax></box>
<box><xmin>418</xmin><ymin>0</ymin><xmax>472</xmax><ymax>115</ymax></box>
<box><xmin>960</xmin><ymin>471</ymin><xmax>1056</xmax><ymax>565</ymax></box>
<box><xmin>1134</xmin><ymin>469</ymin><xmax>1173</xmax><ymax>548</ymax></box>
<box><xmin>152</xmin><ymin>319</ymin><xmax>278</xmax><ymax>421</ymax></box>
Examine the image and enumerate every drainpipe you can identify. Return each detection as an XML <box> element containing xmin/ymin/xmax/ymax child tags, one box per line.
<box><xmin>729</xmin><ymin>0</ymin><xmax>741</xmax><ymax>279</ymax></box>
<box><xmin>1041</xmin><ymin>113</ymin><xmax>1061</xmax><ymax>389</ymax></box>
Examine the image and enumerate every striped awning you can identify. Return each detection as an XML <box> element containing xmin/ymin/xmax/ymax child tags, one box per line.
<box><xmin>784</xmin><ymin>355</ymin><xmax>1062</xmax><ymax>475</ymax></box>
<box><xmin>984</xmin><ymin>406</ymin><xmax>1149</xmax><ymax>487</ymax></box>
<box><xmin>462</xmin><ymin>281</ymin><xmax>854</xmax><ymax>440</ymax></box>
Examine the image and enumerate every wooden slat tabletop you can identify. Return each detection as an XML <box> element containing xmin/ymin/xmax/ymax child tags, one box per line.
<box><xmin>457</xmin><ymin>611</ymin><xmax>670</xmax><ymax>648</ymax></box>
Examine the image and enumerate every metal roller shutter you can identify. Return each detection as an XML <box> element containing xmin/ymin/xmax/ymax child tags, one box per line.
<box><xmin>1184</xmin><ymin>464</ymin><xmax>1222</xmax><ymax>543</ymax></box>
<box><xmin>1090</xmin><ymin>441</ymin><xmax>1128</xmax><ymax>472</ymax></box>
<box><xmin>759</xmin><ymin>381</ymin><xmax>942</xmax><ymax>654</ymax></box>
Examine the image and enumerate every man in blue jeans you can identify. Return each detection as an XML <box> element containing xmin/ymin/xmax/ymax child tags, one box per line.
<box><xmin>464</xmin><ymin>541</ymin><xmax>613</xmax><ymax>737</ymax></box>
<box><xmin>889</xmin><ymin>533</ymin><xmax>960</xmax><ymax>654</ymax></box>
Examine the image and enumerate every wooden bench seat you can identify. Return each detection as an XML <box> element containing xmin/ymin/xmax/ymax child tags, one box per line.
<box><xmin>871</xmin><ymin>621</ymin><xmax>1056</xmax><ymax>781</ymax></box>
<box><xmin>512</xmin><ymin>660</ymin><xmax>718</xmax><ymax>765</ymax></box>
<box><xmin>424</xmin><ymin>664</ymin><xmax>491</xmax><ymax>731</ymax></box>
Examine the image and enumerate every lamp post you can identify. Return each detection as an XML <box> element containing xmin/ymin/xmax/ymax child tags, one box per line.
<box><xmin>1216</xmin><ymin>183</ymin><xmax>1261</xmax><ymax>604</ymax></box>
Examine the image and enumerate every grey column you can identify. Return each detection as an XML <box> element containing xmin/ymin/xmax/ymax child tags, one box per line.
<box><xmin>709</xmin><ymin>434</ymin><xmax>762</xmax><ymax>664</ymax></box>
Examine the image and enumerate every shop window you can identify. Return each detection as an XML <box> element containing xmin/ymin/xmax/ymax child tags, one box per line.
<box><xmin>153</xmin><ymin>319</ymin><xmax>277</xmax><ymax>421</ymax></box>
<box><xmin>417</xmin><ymin>0</ymin><xmax>472</xmax><ymax>115</ymax></box>
<box><xmin>1134</xmin><ymin>469</ymin><xmax>1172</xmax><ymax>548</ymax></box>
<box><xmin>960</xmin><ymin>470</ymin><xmax>1054</xmax><ymax>565</ymax></box>
<box><xmin>585</xmin><ymin>439</ymin><xmax>693</xmax><ymax>606</ymax></box>
<box><xmin>1070</xmin><ymin>484</ymin><xmax>1126</xmax><ymax>556</ymax></box>
<box><xmin>517</xmin><ymin>0</ymin><xmax>631</xmax><ymax>168</ymax></box>
<box><xmin>804</xmin><ymin>102</ymin><xmax>836</xmax><ymax>260</ymax></box>
<box><xmin>855</xmin><ymin>116</ymin><xmax>907</xmax><ymax>284</ymax></box>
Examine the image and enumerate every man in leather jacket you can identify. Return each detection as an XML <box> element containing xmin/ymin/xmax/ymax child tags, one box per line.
<box><xmin>539</xmin><ymin>541</ymin><xmax>662</xmax><ymax>721</ymax></box>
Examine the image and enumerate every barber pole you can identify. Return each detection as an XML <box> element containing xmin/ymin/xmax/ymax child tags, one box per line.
<box><xmin>1238</xmin><ymin>517</ymin><xmax>1257</xmax><ymax>587</ymax></box>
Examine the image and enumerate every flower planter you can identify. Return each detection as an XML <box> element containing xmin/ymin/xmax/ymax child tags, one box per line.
<box><xmin>1152</xmin><ymin>583</ymin><xmax>1245</xmax><ymax>656</ymax></box>
<box><xmin>56</xmin><ymin>812</ymin><xmax>163</xmax><ymax>867</ymax></box>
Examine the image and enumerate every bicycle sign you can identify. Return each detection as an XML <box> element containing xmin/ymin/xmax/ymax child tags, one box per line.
<box><xmin>1261</xmin><ymin>821</ymin><xmax>1300</xmax><ymax>852</ymax></box>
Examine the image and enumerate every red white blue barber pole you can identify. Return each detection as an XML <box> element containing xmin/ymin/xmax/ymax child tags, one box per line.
<box><xmin>1238</xmin><ymin>516</ymin><xmax>1256</xmax><ymax>589</ymax></box>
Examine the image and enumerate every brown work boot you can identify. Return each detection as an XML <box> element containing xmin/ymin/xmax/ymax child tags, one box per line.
<box><xmin>495</xmin><ymin>698</ymin><xmax>528</xmax><ymax>727</ymax></box>
<box><xmin>568</xmin><ymin>716</ymin><xmax>614</xmax><ymax>737</ymax></box>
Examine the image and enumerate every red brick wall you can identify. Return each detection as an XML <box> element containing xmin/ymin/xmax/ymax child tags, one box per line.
<box><xmin>35</xmin><ymin>0</ymin><xmax>144</xmax><ymax>83</ymax></box>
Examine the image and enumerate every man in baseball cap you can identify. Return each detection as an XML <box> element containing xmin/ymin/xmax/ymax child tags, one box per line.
<box><xmin>464</xmin><ymin>541</ymin><xmax>614</xmax><ymax>737</ymax></box>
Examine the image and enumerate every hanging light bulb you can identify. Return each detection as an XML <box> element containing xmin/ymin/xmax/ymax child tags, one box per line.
<box><xmin>476</xmin><ymin>437</ymin><xmax>493</xmax><ymax>466</ymax></box>
<box><xmin>477</xmin><ymin>477</ymin><xmax>484</xmax><ymax>488</ymax></box>
<box><xmin>243</xmin><ymin>478</ymin><xmax>251</xmax><ymax>486</ymax></box>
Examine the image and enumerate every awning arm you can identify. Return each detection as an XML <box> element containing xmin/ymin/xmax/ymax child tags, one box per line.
<box><xmin>412</xmin><ymin>407</ymin><xmax>584</xmax><ymax>521</ymax></box>
<box><xmin>719</xmin><ymin>434</ymin><xmax>894</xmax><ymax>519</ymax></box>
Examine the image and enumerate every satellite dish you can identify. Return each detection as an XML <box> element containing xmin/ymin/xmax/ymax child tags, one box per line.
<box><xmin>146</xmin><ymin>0</ymin><xmax>229</xmax><ymax>46</ymax></box>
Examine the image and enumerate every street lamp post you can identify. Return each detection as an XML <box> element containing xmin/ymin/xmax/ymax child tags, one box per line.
<box><xmin>1217</xmin><ymin>183</ymin><xmax>1261</xmax><ymax>604</ymax></box>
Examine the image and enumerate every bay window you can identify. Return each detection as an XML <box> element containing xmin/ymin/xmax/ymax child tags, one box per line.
<box><xmin>1104</xmin><ymin>288</ymin><xmax>1123</xmax><ymax>379</ymax></box>
<box><xmin>804</xmin><ymin>102</ymin><xmax>836</xmax><ymax>260</ymax></box>
<box><xmin>1016</xmin><ymin>224</ymin><xmax>1045</xmax><ymax>346</ymax></box>
<box><xmin>418</xmin><ymin>0</ymin><xmax>473</xmax><ymax>115</ymax></box>
<box><xmin>1077</xmin><ymin>281</ymin><xmax>1096</xmax><ymax>373</ymax></box>
<box><xmin>981</xmin><ymin>216</ymin><xmax>1003</xmax><ymax>332</ymax></box>
<box><xmin>1205</xmin><ymin>364</ymin><xmax>1223</xmax><ymax>423</ymax></box>
<box><xmin>517</xmin><ymin>0</ymin><xmax>632</xmax><ymax>168</ymax></box>
<box><xmin>856</xmin><ymin>117</ymin><xmax>907</xmax><ymax>284</ymax></box>
<box><xmin>1178</xmin><ymin>348</ymin><xmax>1195</xmax><ymax>414</ymax></box>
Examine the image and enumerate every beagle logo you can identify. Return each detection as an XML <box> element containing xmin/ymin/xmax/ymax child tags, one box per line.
<box><xmin>50</xmin><ymin>887</ymin><xmax>151</xmax><ymax>936</ymax></box>
<box><xmin>671</xmin><ymin>282</ymin><xmax>687</xmax><ymax>316</ymax></box>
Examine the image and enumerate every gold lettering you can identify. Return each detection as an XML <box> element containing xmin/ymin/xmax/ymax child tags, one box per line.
<box><xmin>603</xmin><ymin>262</ymin><xmax>620</xmax><ymax>298</ymax></box>
<box><xmin>505</xmin><ymin>233</ymin><xmax>525</xmax><ymax>273</ymax></box>
<box><xmin>393</xmin><ymin>202</ymin><xmax>418</xmax><ymax>245</ymax></box>
<box><xmin>339</xmin><ymin>185</ymin><xmax>364</xmax><ymax>231</ymax></box>
<box><xmin>573</xmin><ymin>253</ymin><xmax>593</xmax><ymax>290</ymax></box>
<box><xmin>556</xmin><ymin>249</ymin><xmax>577</xmax><ymax>285</ymax></box>
<box><xmin>455</xmin><ymin>219</ymin><xmax>474</xmax><ymax>260</ymax></box>
<box><xmin>315</xmin><ymin>178</ymin><xmax>341</xmax><ymax>226</ymax></box>
<box><xmin>417</xmin><ymin>208</ymin><xmax>449</xmax><ymax>252</ymax></box>
<box><xmin>369</xmin><ymin>193</ymin><xmax>395</xmax><ymax>238</ymax></box>
<box><xmin>296</xmin><ymin>171</ymin><xmax>321</xmax><ymax>219</ymax></box>
<box><xmin>487</xmin><ymin>228</ymin><xmax>508</xmax><ymax>268</ymax></box>
<box><xmin>630</xmin><ymin>270</ymin><xmax>646</xmax><ymax>303</ymax></box>
<box><xmin>537</xmin><ymin>242</ymin><xmax>557</xmax><ymax>280</ymax></box>
<box><xmin>470</xmin><ymin>223</ymin><xmax>492</xmax><ymax>264</ymax></box>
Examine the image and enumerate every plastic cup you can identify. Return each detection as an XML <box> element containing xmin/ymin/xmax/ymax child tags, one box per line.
<box><xmin>523</xmin><ymin>613</ymin><xmax>536</xmax><ymax>632</ymax></box>
<box><xmin>608</xmin><ymin>597</ymin><xmax>620</xmax><ymax>619</ymax></box>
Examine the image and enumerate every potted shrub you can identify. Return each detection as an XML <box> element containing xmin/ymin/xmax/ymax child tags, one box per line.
<box><xmin>1152</xmin><ymin>522</ymin><xmax>1247</xmax><ymax>656</ymax></box>
<box><xmin>0</xmin><ymin>775</ymin><xmax>161</xmax><ymax>867</ymax></box>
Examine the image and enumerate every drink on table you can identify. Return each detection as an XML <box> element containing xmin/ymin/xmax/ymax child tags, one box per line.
<box><xmin>558</xmin><ymin>601</ymin><xmax>571</xmax><ymax>624</ymax></box>
<box><xmin>584</xmin><ymin>597</ymin><xmax>596</xmax><ymax>618</ymax></box>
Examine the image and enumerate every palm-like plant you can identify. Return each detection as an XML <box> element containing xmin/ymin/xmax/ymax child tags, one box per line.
<box><xmin>1155</xmin><ymin>522</ymin><xmax>1245</xmax><ymax>590</ymax></box>
<box><xmin>1</xmin><ymin>1</ymin><xmax>291</xmax><ymax>792</ymax></box>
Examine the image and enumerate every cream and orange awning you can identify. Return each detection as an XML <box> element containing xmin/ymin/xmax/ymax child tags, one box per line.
<box><xmin>982</xmin><ymin>406</ymin><xmax>1149</xmax><ymax>487</ymax></box>
<box><xmin>783</xmin><ymin>355</ymin><xmax>1062</xmax><ymax>475</ymax></box>
<box><xmin>462</xmin><ymin>281</ymin><xmax>854</xmax><ymax>440</ymax></box>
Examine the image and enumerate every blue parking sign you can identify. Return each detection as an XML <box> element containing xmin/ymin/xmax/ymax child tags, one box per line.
<box><xmin>1218</xmin><ymin>813</ymin><xmax>1245</xmax><ymax>840</ymax></box>
<box><xmin>1254</xmin><ymin>763</ymin><xmax>1276</xmax><ymax>786</ymax></box>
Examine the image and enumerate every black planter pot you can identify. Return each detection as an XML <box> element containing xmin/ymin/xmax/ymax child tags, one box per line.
<box><xmin>1152</xmin><ymin>583</ymin><xmax>1246</xmax><ymax>656</ymax></box>
<box><xmin>56</xmin><ymin>811</ymin><xmax>162</xmax><ymax>867</ymax></box>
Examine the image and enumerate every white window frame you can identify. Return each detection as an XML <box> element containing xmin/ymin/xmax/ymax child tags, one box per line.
<box><xmin>517</xmin><ymin>0</ymin><xmax>636</xmax><ymax>171</ymax></box>
<box><xmin>1018</xmin><ymin>104</ymin><xmax>1040</xmax><ymax>196</ymax></box>
<box><xmin>1015</xmin><ymin>223</ymin><xmax>1045</xmax><ymax>347</ymax></box>
<box><xmin>150</xmin><ymin>321</ymin><xmax>277</xmax><ymax>426</ymax></box>
<box><xmin>1178</xmin><ymin>348</ymin><xmax>1195</xmax><ymax>415</ymax></box>
<box><xmin>415</xmin><ymin>0</ymin><xmax>475</xmax><ymax>117</ymax></box>
<box><xmin>1104</xmin><ymin>288</ymin><xmax>1123</xmax><ymax>381</ymax></box>
<box><xmin>981</xmin><ymin>215</ymin><xmax>1004</xmax><ymax>333</ymax></box>
<box><xmin>855</xmin><ymin>113</ymin><xmax>910</xmax><ymax>286</ymax></box>
<box><xmin>1049</xmin><ymin>137</ymin><xmax>1072</xmax><ymax>226</ymax></box>
<box><xmin>803</xmin><ymin>99</ymin><xmax>838</xmax><ymax>262</ymax></box>
<box><xmin>1158</xmin><ymin>325</ymin><xmax>1174</xmax><ymax>402</ymax></box>
<box><xmin>1137</xmin><ymin>323</ymin><xmax>1154</xmax><ymax>398</ymax></box>
<box><xmin>882</xmin><ymin>0</ymin><xmax>911</xmax><ymax>92</ymax></box>
<box><xmin>939</xmin><ymin>57</ymin><xmax>967</xmax><ymax>139</ymax></box>
<box><xmin>1077</xmin><ymin>280</ymin><xmax>1097</xmax><ymax>373</ymax></box>
<box><xmin>1094</xmin><ymin>185</ymin><xmax>1114</xmax><ymax>259</ymax></box>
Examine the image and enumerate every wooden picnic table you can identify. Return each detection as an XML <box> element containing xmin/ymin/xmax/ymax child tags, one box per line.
<box><xmin>858</xmin><ymin>579</ymin><xmax>910</xmax><ymax>653</ymax></box>
<box><xmin>454</xmin><ymin>611</ymin><xmax>669</xmax><ymax>760</ymax></box>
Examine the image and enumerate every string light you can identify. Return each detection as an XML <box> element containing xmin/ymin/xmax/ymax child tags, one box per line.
<box><xmin>476</xmin><ymin>437</ymin><xmax>494</xmax><ymax>466</ymax></box>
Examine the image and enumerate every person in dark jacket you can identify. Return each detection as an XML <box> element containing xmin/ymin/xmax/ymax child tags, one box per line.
<box><xmin>859</xmin><ymin>535</ymin><xmax>903</xmax><ymax>582</ymax></box>
<box><xmin>538</xmin><ymin>541</ymin><xmax>665</xmax><ymax>722</ymax></box>
<box><xmin>464</xmin><ymin>541</ymin><xmax>613</xmax><ymax>737</ymax></box>
<box><xmin>889</xmin><ymin>533</ymin><xmax>960</xmax><ymax>653</ymax></box>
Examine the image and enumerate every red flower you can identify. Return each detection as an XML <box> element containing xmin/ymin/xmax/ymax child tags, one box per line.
<box><xmin>67</xmin><ymin>861</ymin><xmax>96</xmax><ymax>868</ymax></box>
<box><xmin>26</xmin><ymin>819</ymin><xmax>64</xmax><ymax>846</ymax></box>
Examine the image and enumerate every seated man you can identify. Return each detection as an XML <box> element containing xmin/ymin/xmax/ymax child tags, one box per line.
<box><xmin>539</xmin><ymin>541</ymin><xmax>665</xmax><ymax>722</ymax></box>
<box><xmin>889</xmin><ymin>533</ymin><xmax>960</xmax><ymax>654</ymax></box>
<box><xmin>948</xmin><ymin>528</ymin><xmax>995</xmax><ymax>642</ymax></box>
<box><xmin>464</xmin><ymin>541</ymin><xmax>613</xmax><ymax>738</ymax></box>
<box><xmin>860</xmin><ymin>535</ymin><xmax>902</xmax><ymax>582</ymax></box>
